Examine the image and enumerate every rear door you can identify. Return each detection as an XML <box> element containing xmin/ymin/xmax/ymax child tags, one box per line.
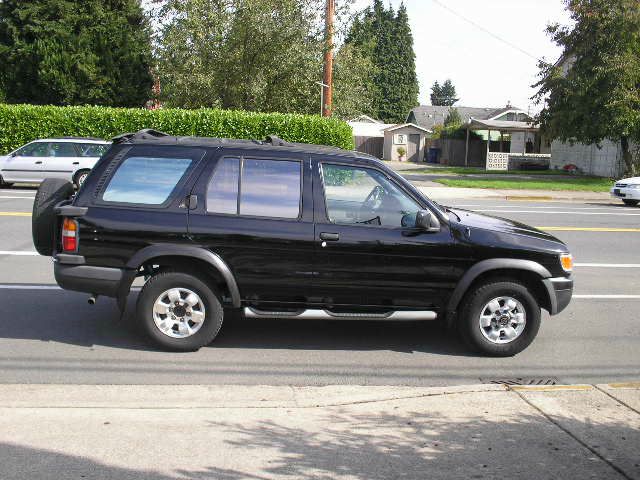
<box><xmin>1</xmin><ymin>142</ymin><xmax>48</xmax><ymax>182</ymax></box>
<box><xmin>44</xmin><ymin>142</ymin><xmax>80</xmax><ymax>181</ymax></box>
<box><xmin>188</xmin><ymin>149</ymin><xmax>315</xmax><ymax>306</ymax></box>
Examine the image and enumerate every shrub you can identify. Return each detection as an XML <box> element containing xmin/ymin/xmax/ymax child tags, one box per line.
<box><xmin>0</xmin><ymin>104</ymin><xmax>354</xmax><ymax>153</ymax></box>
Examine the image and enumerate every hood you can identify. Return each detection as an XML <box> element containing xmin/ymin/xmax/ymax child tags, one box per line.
<box><xmin>448</xmin><ymin>208</ymin><xmax>562</xmax><ymax>243</ymax></box>
<box><xmin>616</xmin><ymin>177</ymin><xmax>640</xmax><ymax>185</ymax></box>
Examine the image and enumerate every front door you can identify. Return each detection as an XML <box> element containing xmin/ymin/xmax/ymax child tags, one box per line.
<box><xmin>188</xmin><ymin>151</ymin><xmax>315</xmax><ymax>306</ymax></box>
<box><xmin>407</xmin><ymin>134</ymin><xmax>421</xmax><ymax>162</ymax></box>
<box><xmin>1</xmin><ymin>142</ymin><xmax>48</xmax><ymax>183</ymax></box>
<box><xmin>312</xmin><ymin>160</ymin><xmax>466</xmax><ymax>311</ymax></box>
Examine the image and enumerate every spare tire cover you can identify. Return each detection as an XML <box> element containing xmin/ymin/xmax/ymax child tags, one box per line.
<box><xmin>32</xmin><ymin>178</ymin><xmax>75</xmax><ymax>256</ymax></box>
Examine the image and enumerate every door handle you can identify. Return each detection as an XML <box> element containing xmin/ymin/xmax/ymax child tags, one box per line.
<box><xmin>319</xmin><ymin>232</ymin><xmax>340</xmax><ymax>241</ymax></box>
<box><xmin>72</xmin><ymin>161</ymin><xmax>80</xmax><ymax>165</ymax></box>
<box><xmin>35</xmin><ymin>161</ymin><xmax>43</xmax><ymax>164</ymax></box>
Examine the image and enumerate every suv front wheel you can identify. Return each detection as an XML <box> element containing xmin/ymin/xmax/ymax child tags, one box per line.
<box><xmin>458</xmin><ymin>280</ymin><xmax>541</xmax><ymax>357</ymax></box>
<box><xmin>136</xmin><ymin>271</ymin><xmax>224</xmax><ymax>351</ymax></box>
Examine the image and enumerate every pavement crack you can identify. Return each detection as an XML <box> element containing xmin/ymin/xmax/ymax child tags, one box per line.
<box><xmin>593</xmin><ymin>384</ymin><xmax>640</xmax><ymax>416</ymax></box>
<box><xmin>510</xmin><ymin>387</ymin><xmax>634</xmax><ymax>480</ymax></box>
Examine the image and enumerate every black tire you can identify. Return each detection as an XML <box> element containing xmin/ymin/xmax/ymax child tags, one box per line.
<box><xmin>622</xmin><ymin>199</ymin><xmax>639</xmax><ymax>207</ymax></box>
<box><xmin>73</xmin><ymin>169</ymin><xmax>91</xmax><ymax>189</ymax></box>
<box><xmin>136</xmin><ymin>271</ymin><xmax>224</xmax><ymax>351</ymax></box>
<box><xmin>457</xmin><ymin>281</ymin><xmax>541</xmax><ymax>357</ymax></box>
<box><xmin>0</xmin><ymin>175</ymin><xmax>12</xmax><ymax>188</ymax></box>
<box><xmin>32</xmin><ymin>178</ymin><xmax>75</xmax><ymax>256</ymax></box>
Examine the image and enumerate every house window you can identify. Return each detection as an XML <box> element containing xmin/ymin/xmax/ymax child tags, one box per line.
<box><xmin>394</xmin><ymin>134</ymin><xmax>407</xmax><ymax>145</ymax></box>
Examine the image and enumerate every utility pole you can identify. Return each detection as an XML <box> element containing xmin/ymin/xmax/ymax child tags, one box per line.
<box><xmin>322</xmin><ymin>0</ymin><xmax>335</xmax><ymax>117</ymax></box>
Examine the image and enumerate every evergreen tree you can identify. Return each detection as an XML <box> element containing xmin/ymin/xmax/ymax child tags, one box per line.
<box><xmin>345</xmin><ymin>1</ymin><xmax>418</xmax><ymax>123</ymax></box>
<box><xmin>444</xmin><ymin>107</ymin><xmax>462</xmax><ymax>126</ymax></box>
<box><xmin>430</xmin><ymin>78</ymin><xmax>458</xmax><ymax>106</ymax></box>
<box><xmin>0</xmin><ymin>0</ymin><xmax>153</xmax><ymax>107</ymax></box>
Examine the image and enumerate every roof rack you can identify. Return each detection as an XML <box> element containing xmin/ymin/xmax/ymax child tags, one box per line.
<box><xmin>110</xmin><ymin>129</ymin><xmax>376</xmax><ymax>161</ymax></box>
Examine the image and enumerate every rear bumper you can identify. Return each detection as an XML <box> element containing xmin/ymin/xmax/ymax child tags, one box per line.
<box><xmin>542</xmin><ymin>277</ymin><xmax>573</xmax><ymax>315</ymax></box>
<box><xmin>54</xmin><ymin>255</ymin><xmax>128</xmax><ymax>298</ymax></box>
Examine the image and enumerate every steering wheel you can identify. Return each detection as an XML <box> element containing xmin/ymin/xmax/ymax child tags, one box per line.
<box><xmin>362</xmin><ymin>185</ymin><xmax>384</xmax><ymax>209</ymax></box>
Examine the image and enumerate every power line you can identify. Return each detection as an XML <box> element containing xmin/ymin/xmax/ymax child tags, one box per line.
<box><xmin>430</xmin><ymin>0</ymin><xmax>541</xmax><ymax>61</ymax></box>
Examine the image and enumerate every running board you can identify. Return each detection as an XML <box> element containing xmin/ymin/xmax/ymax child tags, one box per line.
<box><xmin>243</xmin><ymin>307</ymin><xmax>437</xmax><ymax>321</ymax></box>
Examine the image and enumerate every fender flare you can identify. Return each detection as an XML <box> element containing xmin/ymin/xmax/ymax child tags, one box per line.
<box><xmin>122</xmin><ymin>245</ymin><xmax>241</xmax><ymax>308</ymax></box>
<box><xmin>447</xmin><ymin>258</ymin><xmax>552</xmax><ymax>319</ymax></box>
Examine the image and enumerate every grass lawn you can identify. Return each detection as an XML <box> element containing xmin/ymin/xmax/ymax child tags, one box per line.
<box><xmin>407</xmin><ymin>166</ymin><xmax>567</xmax><ymax>175</ymax></box>
<box><xmin>434</xmin><ymin>177</ymin><xmax>612</xmax><ymax>192</ymax></box>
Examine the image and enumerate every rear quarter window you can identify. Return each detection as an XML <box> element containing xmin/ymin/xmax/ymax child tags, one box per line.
<box><xmin>102</xmin><ymin>156</ymin><xmax>193</xmax><ymax>205</ymax></box>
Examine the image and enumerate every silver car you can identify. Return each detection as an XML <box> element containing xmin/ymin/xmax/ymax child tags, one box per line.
<box><xmin>0</xmin><ymin>137</ymin><xmax>111</xmax><ymax>188</ymax></box>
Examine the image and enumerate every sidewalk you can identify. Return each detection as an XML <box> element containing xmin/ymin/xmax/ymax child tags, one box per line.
<box><xmin>0</xmin><ymin>383</ymin><xmax>638</xmax><ymax>479</ymax></box>
<box><xmin>418</xmin><ymin>184</ymin><xmax>613</xmax><ymax>202</ymax></box>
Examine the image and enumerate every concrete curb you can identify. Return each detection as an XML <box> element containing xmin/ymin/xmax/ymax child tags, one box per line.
<box><xmin>0</xmin><ymin>383</ymin><xmax>637</xmax><ymax>409</ymax></box>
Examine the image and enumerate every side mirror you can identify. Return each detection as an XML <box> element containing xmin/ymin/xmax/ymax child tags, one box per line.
<box><xmin>415</xmin><ymin>209</ymin><xmax>441</xmax><ymax>232</ymax></box>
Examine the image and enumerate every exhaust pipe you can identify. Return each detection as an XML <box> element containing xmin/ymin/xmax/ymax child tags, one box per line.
<box><xmin>88</xmin><ymin>295</ymin><xmax>97</xmax><ymax>305</ymax></box>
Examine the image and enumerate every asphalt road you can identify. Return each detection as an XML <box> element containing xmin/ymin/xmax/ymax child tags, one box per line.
<box><xmin>0</xmin><ymin>187</ymin><xmax>638</xmax><ymax>386</ymax></box>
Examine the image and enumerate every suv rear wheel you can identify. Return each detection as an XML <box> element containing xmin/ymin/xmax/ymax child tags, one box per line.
<box><xmin>136</xmin><ymin>271</ymin><xmax>224</xmax><ymax>351</ymax></box>
<box><xmin>458</xmin><ymin>280</ymin><xmax>541</xmax><ymax>357</ymax></box>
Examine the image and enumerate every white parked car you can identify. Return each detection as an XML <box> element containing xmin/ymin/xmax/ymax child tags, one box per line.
<box><xmin>611</xmin><ymin>176</ymin><xmax>640</xmax><ymax>206</ymax></box>
<box><xmin>0</xmin><ymin>137</ymin><xmax>111</xmax><ymax>188</ymax></box>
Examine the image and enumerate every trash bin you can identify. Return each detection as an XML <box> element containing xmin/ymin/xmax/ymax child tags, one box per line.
<box><xmin>427</xmin><ymin>147</ymin><xmax>441</xmax><ymax>164</ymax></box>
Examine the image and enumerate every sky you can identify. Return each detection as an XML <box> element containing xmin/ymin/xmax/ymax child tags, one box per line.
<box><xmin>351</xmin><ymin>0</ymin><xmax>572</xmax><ymax>112</ymax></box>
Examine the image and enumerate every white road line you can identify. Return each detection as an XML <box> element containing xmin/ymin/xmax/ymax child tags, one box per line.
<box><xmin>573</xmin><ymin>295</ymin><xmax>640</xmax><ymax>299</ymax></box>
<box><xmin>0</xmin><ymin>285</ymin><xmax>60</xmax><ymax>290</ymax></box>
<box><xmin>574</xmin><ymin>263</ymin><xmax>640</xmax><ymax>268</ymax></box>
<box><xmin>471</xmin><ymin>209</ymin><xmax>640</xmax><ymax>216</ymax></box>
<box><xmin>0</xmin><ymin>195</ymin><xmax>35</xmax><ymax>199</ymax></box>
<box><xmin>0</xmin><ymin>251</ymin><xmax>39</xmax><ymax>256</ymax></box>
<box><xmin>0</xmin><ymin>284</ymin><xmax>636</xmax><ymax>300</ymax></box>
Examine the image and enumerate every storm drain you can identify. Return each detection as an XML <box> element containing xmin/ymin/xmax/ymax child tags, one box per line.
<box><xmin>480</xmin><ymin>377</ymin><xmax>560</xmax><ymax>386</ymax></box>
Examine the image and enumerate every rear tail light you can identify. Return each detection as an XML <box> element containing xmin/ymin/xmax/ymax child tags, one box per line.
<box><xmin>62</xmin><ymin>217</ymin><xmax>78</xmax><ymax>252</ymax></box>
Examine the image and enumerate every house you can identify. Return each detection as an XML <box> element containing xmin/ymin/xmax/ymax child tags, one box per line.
<box><xmin>406</xmin><ymin>104</ymin><xmax>550</xmax><ymax>168</ymax></box>
<box><xmin>547</xmin><ymin>55</ymin><xmax>626</xmax><ymax>177</ymax></box>
<box><xmin>348</xmin><ymin>117</ymin><xmax>431</xmax><ymax>162</ymax></box>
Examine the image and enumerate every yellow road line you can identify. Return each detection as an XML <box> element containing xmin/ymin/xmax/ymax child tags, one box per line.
<box><xmin>537</xmin><ymin>226</ymin><xmax>640</xmax><ymax>232</ymax></box>
<box><xmin>0</xmin><ymin>211</ymin><xmax>31</xmax><ymax>217</ymax></box>
<box><xmin>607</xmin><ymin>382</ymin><xmax>640</xmax><ymax>389</ymax></box>
<box><xmin>509</xmin><ymin>384</ymin><xmax>594</xmax><ymax>392</ymax></box>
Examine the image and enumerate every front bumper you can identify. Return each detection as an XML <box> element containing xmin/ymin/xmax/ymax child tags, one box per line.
<box><xmin>542</xmin><ymin>276</ymin><xmax>573</xmax><ymax>315</ymax></box>
<box><xmin>610</xmin><ymin>186</ymin><xmax>640</xmax><ymax>200</ymax></box>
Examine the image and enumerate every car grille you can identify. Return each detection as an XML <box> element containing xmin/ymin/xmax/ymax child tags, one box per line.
<box><xmin>616</xmin><ymin>183</ymin><xmax>628</xmax><ymax>188</ymax></box>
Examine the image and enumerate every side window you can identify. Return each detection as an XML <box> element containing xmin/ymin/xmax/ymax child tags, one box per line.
<box><xmin>49</xmin><ymin>142</ymin><xmax>78</xmax><ymax>157</ymax></box>
<box><xmin>321</xmin><ymin>163</ymin><xmax>421</xmax><ymax>228</ymax></box>
<box><xmin>206</xmin><ymin>157</ymin><xmax>301</xmax><ymax>219</ymax></box>
<box><xmin>240</xmin><ymin>159</ymin><xmax>300</xmax><ymax>218</ymax></box>
<box><xmin>207</xmin><ymin>157</ymin><xmax>239</xmax><ymax>214</ymax></box>
<box><xmin>103</xmin><ymin>156</ymin><xmax>193</xmax><ymax>205</ymax></box>
<box><xmin>17</xmin><ymin>143</ymin><xmax>49</xmax><ymax>157</ymax></box>
<box><xmin>78</xmin><ymin>143</ymin><xmax>109</xmax><ymax>157</ymax></box>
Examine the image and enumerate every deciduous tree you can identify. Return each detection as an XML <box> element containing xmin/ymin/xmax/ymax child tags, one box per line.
<box><xmin>534</xmin><ymin>0</ymin><xmax>640</xmax><ymax>176</ymax></box>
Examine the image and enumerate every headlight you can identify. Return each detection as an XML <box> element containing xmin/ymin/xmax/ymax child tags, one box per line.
<box><xmin>560</xmin><ymin>253</ymin><xmax>573</xmax><ymax>272</ymax></box>
<box><xmin>628</xmin><ymin>184</ymin><xmax>640</xmax><ymax>189</ymax></box>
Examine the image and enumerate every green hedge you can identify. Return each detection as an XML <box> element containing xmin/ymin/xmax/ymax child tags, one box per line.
<box><xmin>0</xmin><ymin>104</ymin><xmax>354</xmax><ymax>154</ymax></box>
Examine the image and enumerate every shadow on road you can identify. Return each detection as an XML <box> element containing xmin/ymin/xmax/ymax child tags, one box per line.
<box><xmin>0</xmin><ymin>288</ymin><xmax>471</xmax><ymax>356</ymax></box>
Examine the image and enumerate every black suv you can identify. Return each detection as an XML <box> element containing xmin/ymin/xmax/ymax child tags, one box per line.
<box><xmin>32</xmin><ymin>129</ymin><xmax>573</xmax><ymax>356</ymax></box>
